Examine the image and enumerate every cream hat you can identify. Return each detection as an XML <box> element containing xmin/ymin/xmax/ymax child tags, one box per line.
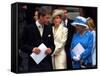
<box><xmin>52</xmin><ymin>9</ymin><xmax>64</xmax><ymax>20</ymax></box>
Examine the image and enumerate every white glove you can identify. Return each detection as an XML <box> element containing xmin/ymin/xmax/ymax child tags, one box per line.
<box><xmin>76</xmin><ymin>55</ymin><xmax>80</xmax><ymax>59</ymax></box>
<box><xmin>73</xmin><ymin>55</ymin><xmax>80</xmax><ymax>61</ymax></box>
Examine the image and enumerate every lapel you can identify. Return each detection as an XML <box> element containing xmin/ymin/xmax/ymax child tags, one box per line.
<box><xmin>67</xmin><ymin>19</ymin><xmax>70</xmax><ymax>27</ymax></box>
<box><xmin>53</xmin><ymin>24</ymin><xmax>62</xmax><ymax>39</ymax></box>
<box><xmin>32</xmin><ymin>23</ymin><xmax>41</xmax><ymax>38</ymax></box>
<box><xmin>67</xmin><ymin>19</ymin><xmax>73</xmax><ymax>28</ymax></box>
<box><xmin>34</xmin><ymin>22</ymin><xmax>46</xmax><ymax>39</ymax></box>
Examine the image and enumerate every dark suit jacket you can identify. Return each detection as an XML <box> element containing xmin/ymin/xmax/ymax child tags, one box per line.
<box><xmin>21</xmin><ymin>22</ymin><xmax>55</xmax><ymax>72</ymax></box>
<box><xmin>64</xmin><ymin>19</ymin><xmax>76</xmax><ymax>69</ymax></box>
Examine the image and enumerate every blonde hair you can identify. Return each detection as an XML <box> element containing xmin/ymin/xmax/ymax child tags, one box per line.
<box><xmin>87</xmin><ymin>17</ymin><xmax>95</xmax><ymax>29</ymax></box>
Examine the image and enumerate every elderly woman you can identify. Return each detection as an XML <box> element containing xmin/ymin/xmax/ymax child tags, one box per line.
<box><xmin>51</xmin><ymin>9</ymin><xmax>68</xmax><ymax>69</ymax></box>
<box><xmin>70</xmin><ymin>16</ymin><xmax>93</xmax><ymax>69</ymax></box>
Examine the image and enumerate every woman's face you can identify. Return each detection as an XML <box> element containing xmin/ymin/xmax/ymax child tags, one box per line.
<box><xmin>75</xmin><ymin>25</ymin><xmax>85</xmax><ymax>32</ymax></box>
<box><xmin>34</xmin><ymin>11</ymin><xmax>38</xmax><ymax>21</ymax></box>
<box><xmin>53</xmin><ymin>15</ymin><xmax>62</xmax><ymax>26</ymax></box>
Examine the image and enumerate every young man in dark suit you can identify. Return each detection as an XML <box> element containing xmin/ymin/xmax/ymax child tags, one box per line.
<box><xmin>21</xmin><ymin>7</ymin><xmax>55</xmax><ymax>72</ymax></box>
<box><xmin>63</xmin><ymin>9</ymin><xmax>75</xmax><ymax>69</ymax></box>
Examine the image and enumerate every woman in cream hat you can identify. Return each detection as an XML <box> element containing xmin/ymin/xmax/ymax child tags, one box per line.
<box><xmin>70</xmin><ymin>16</ymin><xmax>93</xmax><ymax>69</ymax></box>
<box><xmin>51</xmin><ymin>9</ymin><xmax>68</xmax><ymax>69</ymax></box>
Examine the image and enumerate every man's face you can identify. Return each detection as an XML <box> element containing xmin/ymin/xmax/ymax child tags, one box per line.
<box><xmin>40</xmin><ymin>14</ymin><xmax>50</xmax><ymax>25</ymax></box>
<box><xmin>64</xmin><ymin>10</ymin><xmax>68</xmax><ymax>19</ymax></box>
<box><xmin>34</xmin><ymin>11</ymin><xmax>38</xmax><ymax>21</ymax></box>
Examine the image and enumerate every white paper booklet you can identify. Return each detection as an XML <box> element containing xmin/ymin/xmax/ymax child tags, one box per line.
<box><xmin>30</xmin><ymin>43</ymin><xmax>47</xmax><ymax>64</ymax></box>
<box><xmin>72</xmin><ymin>43</ymin><xmax>85</xmax><ymax>56</ymax></box>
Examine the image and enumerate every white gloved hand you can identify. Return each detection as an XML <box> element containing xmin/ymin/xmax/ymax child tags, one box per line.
<box><xmin>73</xmin><ymin>55</ymin><xmax>80</xmax><ymax>61</ymax></box>
<box><xmin>76</xmin><ymin>55</ymin><xmax>80</xmax><ymax>59</ymax></box>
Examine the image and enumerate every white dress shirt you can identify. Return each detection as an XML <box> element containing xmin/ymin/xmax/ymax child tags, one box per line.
<box><xmin>65</xmin><ymin>19</ymin><xmax>68</xmax><ymax>27</ymax></box>
<box><xmin>36</xmin><ymin>20</ymin><xmax>44</xmax><ymax>37</ymax></box>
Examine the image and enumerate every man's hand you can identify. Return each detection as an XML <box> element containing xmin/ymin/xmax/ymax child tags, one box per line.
<box><xmin>45</xmin><ymin>48</ymin><xmax>52</xmax><ymax>55</ymax></box>
<box><xmin>32</xmin><ymin>47</ymin><xmax>40</xmax><ymax>55</ymax></box>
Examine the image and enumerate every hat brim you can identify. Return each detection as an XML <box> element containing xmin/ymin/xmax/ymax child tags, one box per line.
<box><xmin>71</xmin><ymin>22</ymin><xmax>87</xmax><ymax>27</ymax></box>
<box><xmin>52</xmin><ymin>10</ymin><xmax>64</xmax><ymax>20</ymax></box>
<box><xmin>71</xmin><ymin>22</ymin><xmax>89</xmax><ymax>29</ymax></box>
